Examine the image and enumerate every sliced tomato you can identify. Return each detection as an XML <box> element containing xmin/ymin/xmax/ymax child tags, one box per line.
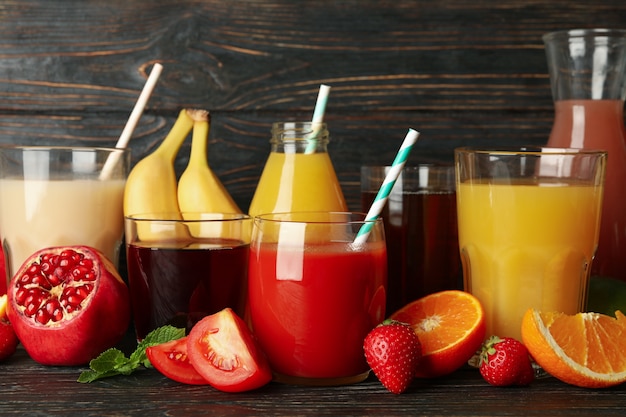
<box><xmin>146</xmin><ymin>336</ymin><xmax>208</xmax><ymax>385</ymax></box>
<box><xmin>187</xmin><ymin>308</ymin><xmax>272</xmax><ymax>392</ymax></box>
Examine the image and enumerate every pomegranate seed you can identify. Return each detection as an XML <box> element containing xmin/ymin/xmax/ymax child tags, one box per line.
<box><xmin>14</xmin><ymin>288</ymin><xmax>28</xmax><ymax>304</ymax></box>
<box><xmin>72</xmin><ymin>266</ymin><xmax>90</xmax><ymax>279</ymax></box>
<box><xmin>35</xmin><ymin>308</ymin><xmax>50</xmax><ymax>325</ymax></box>
<box><xmin>66</xmin><ymin>295</ymin><xmax>81</xmax><ymax>308</ymax></box>
<box><xmin>49</xmin><ymin>264</ymin><xmax>71</xmax><ymax>285</ymax></box>
<box><xmin>24</xmin><ymin>302</ymin><xmax>40</xmax><ymax>317</ymax></box>
<box><xmin>28</xmin><ymin>263</ymin><xmax>42</xmax><ymax>274</ymax></box>
<box><xmin>30</xmin><ymin>274</ymin><xmax>52</xmax><ymax>290</ymax></box>
<box><xmin>83</xmin><ymin>272</ymin><xmax>96</xmax><ymax>281</ymax></box>
<box><xmin>19</xmin><ymin>272</ymin><xmax>37</xmax><ymax>285</ymax></box>
<box><xmin>76</xmin><ymin>285</ymin><xmax>90</xmax><ymax>299</ymax></box>
<box><xmin>45</xmin><ymin>300</ymin><xmax>64</xmax><ymax>322</ymax></box>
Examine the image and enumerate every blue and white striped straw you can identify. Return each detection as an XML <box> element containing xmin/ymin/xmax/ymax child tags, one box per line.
<box><xmin>353</xmin><ymin>128</ymin><xmax>420</xmax><ymax>245</ymax></box>
<box><xmin>305</xmin><ymin>84</ymin><xmax>331</xmax><ymax>154</ymax></box>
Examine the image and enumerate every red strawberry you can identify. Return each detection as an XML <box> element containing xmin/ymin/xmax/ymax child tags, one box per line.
<box><xmin>478</xmin><ymin>335</ymin><xmax>535</xmax><ymax>386</ymax></box>
<box><xmin>364</xmin><ymin>319</ymin><xmax>422</xmax><ymax>394</ymax></box>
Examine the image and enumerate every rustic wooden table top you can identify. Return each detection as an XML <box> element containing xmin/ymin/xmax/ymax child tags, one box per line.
<box><xmin>1</xmin><ymin>340</ymin><xmax>624</xmax><ymax>417</ymax></box>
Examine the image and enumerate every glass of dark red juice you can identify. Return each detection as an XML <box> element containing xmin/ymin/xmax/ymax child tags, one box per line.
<box><xmin>361</xmin><ymin>165</ymin><xmax>462</xmax><ymax>315</ymax></box>
<box><xmin>125</xmin><ymin>212</ymin><xmax>251</xmax><ymax>340</ymax></box>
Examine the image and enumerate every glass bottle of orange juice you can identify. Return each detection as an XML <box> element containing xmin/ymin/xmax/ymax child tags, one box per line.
<box><xmin>248</xmin><ymin>122</ymin><xmax>347</xmax><ymax>217</ymax></box>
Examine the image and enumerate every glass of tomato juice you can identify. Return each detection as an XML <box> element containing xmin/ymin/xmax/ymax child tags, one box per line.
<box><xmin>248</xmin><ymin>211</ymin><xmax>387</xmax><ymax>385</ymax></box>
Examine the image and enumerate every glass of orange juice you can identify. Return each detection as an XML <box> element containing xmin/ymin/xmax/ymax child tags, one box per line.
<box><xmin>455</xmin><ymin>147</ymin><xmax>606</xmax><ymax>341</ymax></box>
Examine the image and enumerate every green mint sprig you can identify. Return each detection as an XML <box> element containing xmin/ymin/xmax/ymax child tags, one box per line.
<box><xmin>78</xmin><ymin>325</ymin><xmax>185</xmax><ymax>383</ymax></box>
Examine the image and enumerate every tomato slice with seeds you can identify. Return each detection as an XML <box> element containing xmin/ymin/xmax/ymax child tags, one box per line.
<box><xmin>146</xmin><ymin>337</ymin><xmax>208</xmax><ymax>385</ymax></box>
<box><xmin>187</xmin><ymin>308</ymin><xmax>272</xmax><ymax>392</ymax></box>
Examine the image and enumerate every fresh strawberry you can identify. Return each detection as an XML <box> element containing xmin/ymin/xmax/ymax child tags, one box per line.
<box><xmin>478</xmin><ymin>335</ymin><xmax>535</xmax><ymax>386</ymax></box>
<box><xmin>364</xmin><ymin>319</ymin><xmax>422</xmax><ymax>394</ymax></box>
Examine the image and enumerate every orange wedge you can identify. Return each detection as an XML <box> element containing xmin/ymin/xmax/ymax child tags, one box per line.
<box><xmin>389</xmin><ymin>290</ymin><xmax>486</xmax><ymax>378</ymax></box>
<box><xmin>521</xmin><ymin>309</ymin><xmax>626</xmax><ymax>388</ymax></box>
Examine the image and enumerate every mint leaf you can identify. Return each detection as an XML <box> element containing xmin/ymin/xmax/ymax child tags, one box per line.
<box><xmin>87</xmin><ymin>348</ymin><xmax>127</xmax><ymax>372</ymax></box>
<box><xmin>130</xmin><ymin>325</ymin><xmax>186</xmax><ymax>368</ymax></box>
<box><xmin>77</xmin><ymin>325</ymin><xmax>185</xmax><ymax>383</ymax></box>
<box><xmin>78</xmin><ymin>368</ymin><xmax>122</xmax><ymax>383</ymax></box>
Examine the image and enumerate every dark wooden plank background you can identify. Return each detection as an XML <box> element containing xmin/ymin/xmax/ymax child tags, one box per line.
<box><xmin>0</xmin><ymin>0</ymin><xmax>625</xmax><ymax>211</ymax></box>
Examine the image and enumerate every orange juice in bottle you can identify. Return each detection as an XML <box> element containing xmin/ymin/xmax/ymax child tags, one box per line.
<box><xmin>249</xmin><ymin>122</ymin><xmax>347</xmax><ymax>217</ymax></box>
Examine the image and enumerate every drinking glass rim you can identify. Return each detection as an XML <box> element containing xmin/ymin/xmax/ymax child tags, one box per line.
<box><xmin>454</xmin><ymin>146</ymin><xmax>607</xmax><ymax>157</ymax></box>
<box><xmin>253</xmin><ymin>211</ymin><xmax>380</xmax><ymax>225</ymax></box>
<box><xmin>126</xmin><ymin>213</ymin><xmax>251</xmax><ymax>222</ymax></box>
<box><xmin>0</xmin><ymin>144</ymin><xmax>128</xmax><ymax>154</ymax></box>
<box><xmin>543</xmin><ymin>28</ymin><xmax>626</xmax><ymax>43</ymax></box>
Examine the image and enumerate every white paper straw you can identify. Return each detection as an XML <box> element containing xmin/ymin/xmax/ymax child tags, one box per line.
<box><xmin>304</xmin><ymin>84</ymin><xmax>331</xmax><ymax>154</ymax></box>
<box><xmin>99</xmin><ymin>63</ymin><xmax>163</xmax><ymax>180</ymax></box>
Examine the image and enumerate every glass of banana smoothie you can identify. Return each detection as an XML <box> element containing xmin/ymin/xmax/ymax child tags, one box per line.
<box><xmin>0</xmin><ymin>146</ymin><xmax>129</xmax><ymax>287</ymax></box>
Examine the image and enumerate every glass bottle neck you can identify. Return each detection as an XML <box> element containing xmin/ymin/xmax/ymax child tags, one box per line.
<box><xmin>270</xmin><ymin>121</ymin><xmax>329</xmax><ymax>153</ymax></box>
<box><xmin>544</xmin><ymin>29</ymin><xmax>626</xmax><ymax>101</ymax></box>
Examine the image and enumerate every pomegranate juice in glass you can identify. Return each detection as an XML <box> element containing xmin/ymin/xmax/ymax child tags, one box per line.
<box><xmin>125</xmin><ymin>213</ymin><xmax>251</xmax><ymax>340</ymax></box>
<box><xmin>361</xmin><ymin>165</ymin><xmax>461</xmax><ymax>315</ymax></box>
<box><xmin>248</xmin><ymin>212</ymin><xmax>387</xmax><ymax>385</ymax></box>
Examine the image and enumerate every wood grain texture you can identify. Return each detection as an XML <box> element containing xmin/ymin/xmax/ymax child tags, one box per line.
<box><xmin>2</xmin><ymin>0</ymin><xmax>625</xmax><ymax>211</ymax></box>
<box><xmin>0</xmin><ymin>346</ymin><xmax>624</xmax><ymax>416</ymax></box>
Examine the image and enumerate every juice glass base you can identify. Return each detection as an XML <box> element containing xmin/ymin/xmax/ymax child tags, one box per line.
<box><xmin>273</xmin><ymin>370</ymin><xmax>371</xmax><ymax>386</ymax></box>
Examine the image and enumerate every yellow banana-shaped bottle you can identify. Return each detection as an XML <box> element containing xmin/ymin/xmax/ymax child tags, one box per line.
<box><xmin>177</xmin><ymin>110</ymin><xmax>242</xmax><ymax>216</ymax></box>
<box><xmin>124</xmin><ymin>109</ymin><xmax>193</xmax><ymax>241</ymax></box>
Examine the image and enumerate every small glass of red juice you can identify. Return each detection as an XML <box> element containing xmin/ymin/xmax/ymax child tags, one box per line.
<box><xmin>361</xmin><ymin>165</ymin><xmax>462</xmax><ymax>315</ymax></box>
<box><xmin>125</xmin><ymin>212</ymin><xmax>251</xmax><ymax>340</ymax></box>
<box><xmin>248</xmin><ymin>211</ymin><xmax>387</xmax><ymax>386</ymax></box>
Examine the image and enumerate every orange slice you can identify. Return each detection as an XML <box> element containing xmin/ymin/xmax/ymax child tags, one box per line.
<box><xmin>389</xmin><ymin>290</ymin><xmax>486</xmax><ymax>378</ymax></box>
<box><xmin>521</xmin><ymin>309</ymin><xmax>626</xmax><ymax>388</ymax></box>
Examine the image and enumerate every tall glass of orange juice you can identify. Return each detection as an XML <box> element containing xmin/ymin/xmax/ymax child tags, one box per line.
<box><xmin>248</xmin><ymin>122</ymin><xmax>347</xmax><ymax>217</ymax></box>
<box><xmin>455</xmin><ymin>147</ymin><xmax>606</xmax><ymax>340</ymax></box>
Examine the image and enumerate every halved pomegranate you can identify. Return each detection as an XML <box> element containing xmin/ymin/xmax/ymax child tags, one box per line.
<box><xmin>7</xmin><ymin>246</ymin><xmax>130</xmax><ymax>365</ymax></box>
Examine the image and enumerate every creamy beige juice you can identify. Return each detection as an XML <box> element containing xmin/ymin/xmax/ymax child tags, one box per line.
<box><xmin>0</xmin><ymin>178</ymin><xmax>125</xmax><ymax>279</ymax></box>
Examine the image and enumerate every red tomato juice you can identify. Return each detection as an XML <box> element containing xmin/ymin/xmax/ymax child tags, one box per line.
<box><xmin>548</xmin><ymin>99</ymin><xmax>626</xmax><ymax>281</ymax></box>
<box><xmin>127</xmin><ymin>238</ymin><xmax>249</xmax><ymax>340</ymax></box>
<box><xmin>248</xmin><ymin>241</ymin><xmax>387</xmax><ymax>380</ymax></box>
